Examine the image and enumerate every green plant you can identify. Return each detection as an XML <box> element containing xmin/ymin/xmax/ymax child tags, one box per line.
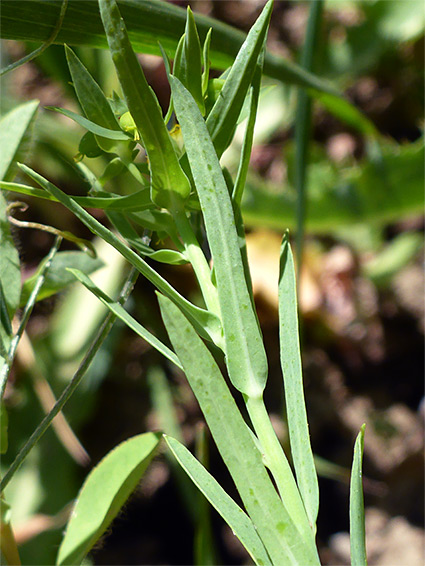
<box><xmin>0</xmin><ymin>1</ymin><xmax>369</xmax><ymax>564</ymax></box>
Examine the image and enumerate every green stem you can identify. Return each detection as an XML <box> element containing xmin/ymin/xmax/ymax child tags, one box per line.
<box><xmin>244</xmin><ymin>394</ymin><xmax>315</xmax><ymax>546</ymax></box>
<box><xmin>0</xmin><ymin>268</ymin><xmax>138</xmax><ymax>493</ymax></box>
<box><xmin>173</xmin><ymin>208</ymin><xmax>220</xmax><ymax>318</ymax></box>
<box><xmin>0</xmin><ymin>236</ymin><xmax>62</xmax><ymax>400</ymax></box>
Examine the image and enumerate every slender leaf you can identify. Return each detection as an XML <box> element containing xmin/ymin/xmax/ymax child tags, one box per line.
<box><xmin>158</xmin><ymin>294</ymin><xmax>320</xmax><ymax>566</ymax></box>
<box><xmin>69</xmin><ymin>268</ymin><xmax>182</xmax><ymax>370</ymax></box>
<box><xmin>171</xmin><ymin>75</ymin><xmax>267</xmax><ymax>398</ymax></box>
<box><xmin>294</xmin><ymin>0</ymin><xmax>324</xmax><ymax>278</ymax></box>
<box><xmin>0</xmin><ymin>182</ymin><xmax>152</xmax><ymax>211</ymax></box>
<box><xmin>0</xmin><ymin>0</ymin><xmax>337</xmax><ymax>95</ymax></box>
<box><xmin>65</xmin><ymin>45</ymin><xmax>122</xmax><ymax>152</ymax></box>
<box><xmin>173</xmin><ymin>7</ymin><xmax>204</xmax><ymax>114</ymax></box>
<box><xmin>20</xmin><ymin>251</ymin><xmax>104</xmax><ymax>307</ymax></box>
<box><xmin>350</xmin><ymin>424</ymin><xmax>367</xmax><ymax>566</ymax></box>
<box><xmin>279</xmin><ymin>234</ymin><xmax>319</xmax><ymax>529</ymax></box>
<box><xmin>165</xmin><ymin>435</ymin><xmax>272</xmax><ymax>566</ymax></box>
<box><xmin>46</xmin><ymin>106</ymin><xmax>130</xmax><ymax>140</ymax></box>
<box><xmin>16</xmin><ymin>163</ymin><xmax>223</xmax><ymax>348</ymax></box>
<box><xmin>56</xmin><ymin>432</ymin><xmax>162</xmax><ymax>565</ymax></box>
<box><xmin>99</xmin><ymin>0</ymin><xmax>191</xmax><ymax>209</ymax></box>
<box><xmin>206</xmin><ymin>0</ymin><xmax>272</xmax><ymax>158</ymax></box>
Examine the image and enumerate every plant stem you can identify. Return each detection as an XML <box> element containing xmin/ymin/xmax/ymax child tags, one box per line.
<box><xmin>244</xmin><ymin>393</ymin><xmax>315</xmax><ymax>546</ymax></box>
<box><xmin>0</xmin><ymin>268</ymin><xmax>138</xmax><ymax>493</ymax></box>
<box><xmin>173</xmin><ymin>208</ymin><xmax>220</xmax><ymax>317</ymax></box>
<box><xmin>0</xmin><ymin>235</ymin><xmax>62</xmax><ymax>400</ymax></box>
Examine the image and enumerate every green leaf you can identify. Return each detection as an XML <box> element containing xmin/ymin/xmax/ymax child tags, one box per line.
<box><xmin>173</xmin><ymin>7</ymin><xmax>204</xmax><ymax>114</ymax></box>
<box><xmin>158</xmin><ymin>294</ymin><xmax>320</xmax><ymax>566</ymax></box>
<box><xmin>0</xmin><ymin>100</ymin><xmax>39</xmax><ymax>182</ymax></box>
<box><xmin>65</xmin><ymin>45</ymin><xmax>123</xmax><ymax>152</ymax></box>
<box><xmin>206</xmin><ymin>0</ymin><xmax>273</xmax><ymax>158</ymax></box>
<box><xmin>165</xmin><ymin>435</ymin><xmax>272</xmax><ymax>566</ymax></box>
<box><xmin>0</xmin><ymin>0</ymin><xmax>337</xmax><ymax>95</ymax></box>
<box><xmin>46</xmin><ymin>106</ymin><xmax>130</xmax><ymax>140</ymax></box>
<box><xmin>17</xmin><ymin>164</ymin><xmax>223</xmax><ymax>348</ymax></box>
<box><xmin>99</xmin><ymin>0</ymin><xmax>191</xmax><ymax>209</ymax></box>
<box><xmin>279</xmin><ymin>234</ymin><xmax>319</xmax><ymax>529</ymax></box>
<box><xmin>68</xmin><ymin>268</ymin><xmax>182</xmax><ymax>369</ymax></box>
<box><xmin>171</xmin><ymin>75</ymin><xmax>267</xmax><ymax>398</ymax></box>
<box><xmin>19</xmin><ymin>251</ymin><xmax>104</xmax><ymax>307</ymax></box>
<box><xmin>350</xmin><ymin>424</ymin><xmax>367</xmax><ymax>566</ymax></box>
<box><xmin>0</xmin><ymin>182</ymin><xmax>153</xmax><ymax>212</ymax></box>
<box><xmin>56</xmin><ymin>432</ymin><xmax>161</xmax><ymax>565</ymax></box>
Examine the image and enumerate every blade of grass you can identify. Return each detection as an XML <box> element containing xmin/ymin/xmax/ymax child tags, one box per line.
<box><xmin>294</xmin><ymin>0</ymin><xmax>323</xmax><ymax>280</ymax></box>
<box><xmin>350</xmin><ymin>424</ymin><xmax>367</xmax><ymax>566</ymax></box>
<box><xmin>16</xmin><ymin>164</ymin><xmax>223</xmax><ymax>348</ymax></box>
<box><xmin>46</xmin><ymin>106</ymin><xmax>130</xmax><ymax>140</ymax></box>
<box><xmin>0</xmin><ymin>0</ymin><xmax>337</xmax><ymax>95</ymax></box>
<box><xmin>165</xmin><ymin>435</ymin><xmax>272</xmax><ymax>566</ymax></box>
<box><xmin>279</xmin><ymin>234</ymin><xmax>319</xmax><ymax>530</ymax></box>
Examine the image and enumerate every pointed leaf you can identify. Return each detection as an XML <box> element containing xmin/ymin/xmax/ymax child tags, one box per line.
<box><xmin>165</xmin><ymin>435</ymin><xmax>272</xmax><ymax>566</ymax></box>
<box><xmin>350</xmin><ymin>424</ymin><xmax>367</xmax><ymax>566</ymax></box>
<box><xmin>171</xmin><ymin>76</ymin><xmax>267</xmax><ymax>398</ymax></box>
<box><xmin>279</xmin><ymin>234</ymin><xmax>319</xmax><ymax>528</ymax></box>
<box><xmin>46</xmin><ymin>106</ymin><xmax>130</xmax><ymax>140</ymax></box>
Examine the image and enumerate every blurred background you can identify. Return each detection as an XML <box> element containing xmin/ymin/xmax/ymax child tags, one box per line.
<box><xmin>1</xmin><ymin>0</ymin><xmax>424</xmax><ymax>564</ymax></box>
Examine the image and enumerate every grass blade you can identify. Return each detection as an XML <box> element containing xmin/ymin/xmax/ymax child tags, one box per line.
<box><xmin>56</xmin><ymin>432</ymin><xmax>162</xmax><ymax>565</ymax></box>
<box><xmin>171</xmin><ymin>75</ymin><xmax>267</xmax><ymax>398</ymax></box>
<box><xmin>99</xmin><ymin>0</ymin><xmax>191</xmax><ymax>209</ymax></box>
<box><xmin>294</xmin><ymin>0</ymin><xmax>324</xmax><ymax>279</ymax></box>
<box><xmin>164</xmin><ymin>435</ymin><xmax>272</xmax><ymax>566</ymax></box>
<box><xmin>350</xmin><ymin>424</ymin><xmax>367</xmax><ymax>566</ymax></box>
<box><xmin>158</xmin><ymin>294</ymin><xmax>320</xmax><ymax>566</ymax></box>
<box><xmin>279</xmin><ymin>234</ymin><xmax>319</xmax><ymax>529</ymax></box>
<box><xmin>68</xmin><ymin>268</ymin><xmax>182</xmax><ymax>370</ymax></box>
<box><xmin>0</xmin><ymin>0</ymin><xmax>337</xmax><ymax>95</ymax></box>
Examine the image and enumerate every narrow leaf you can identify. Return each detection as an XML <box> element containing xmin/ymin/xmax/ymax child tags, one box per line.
<box><xmin>99</xmin><ymin>0</ymin><xmax>191</xmax><ymax>209</ymax></box>
<box><xmin>206</xmin><ymin>0</ymin><xmax>273</xmax><ymax>158</ymax></box>
<box><xmin>69</xmin><ymin>268</ymin><xmax>182</xmax><ymax>370</ymax></box>
<box><xmin>0</xmin><ymin>182</ymin><xmax>152</xmax><ymax>211</ymax></box>
<box><xmin>350</xmin><ymin>424</ymin><xmax>367</xmax><ymax>566</ymax></box>
<box><xmin>171</xmin><ymin>76</ymin><xmax>267</xmax><ymax>398</ymax></box>
<box><xmin>279</xmin><ymin>234</ymin><xmax>319</xmax><ymax>528</ymax></box>
<box><xmin>46</xmin><ymin>106</ymin><xmax>130</xmax><ymax>140</ymax></box>
<box><xmin>158</xmin><ymin>294</ymin><xmax>320</xmax><ymax>566</ymax></box>
<box><xmin>165</xmin><ymin>435</ymin><xmax>272</xmax><ymax>566</ymax></box>
<box><xmin>65</xmin><ymin>44</ymin><xmax>122</xmax><ymax>152</ymax></box>
<box><xmin>56</xmin><ymin>432</ymin><xmax>161</xmax><ymax>565</ymax></box>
